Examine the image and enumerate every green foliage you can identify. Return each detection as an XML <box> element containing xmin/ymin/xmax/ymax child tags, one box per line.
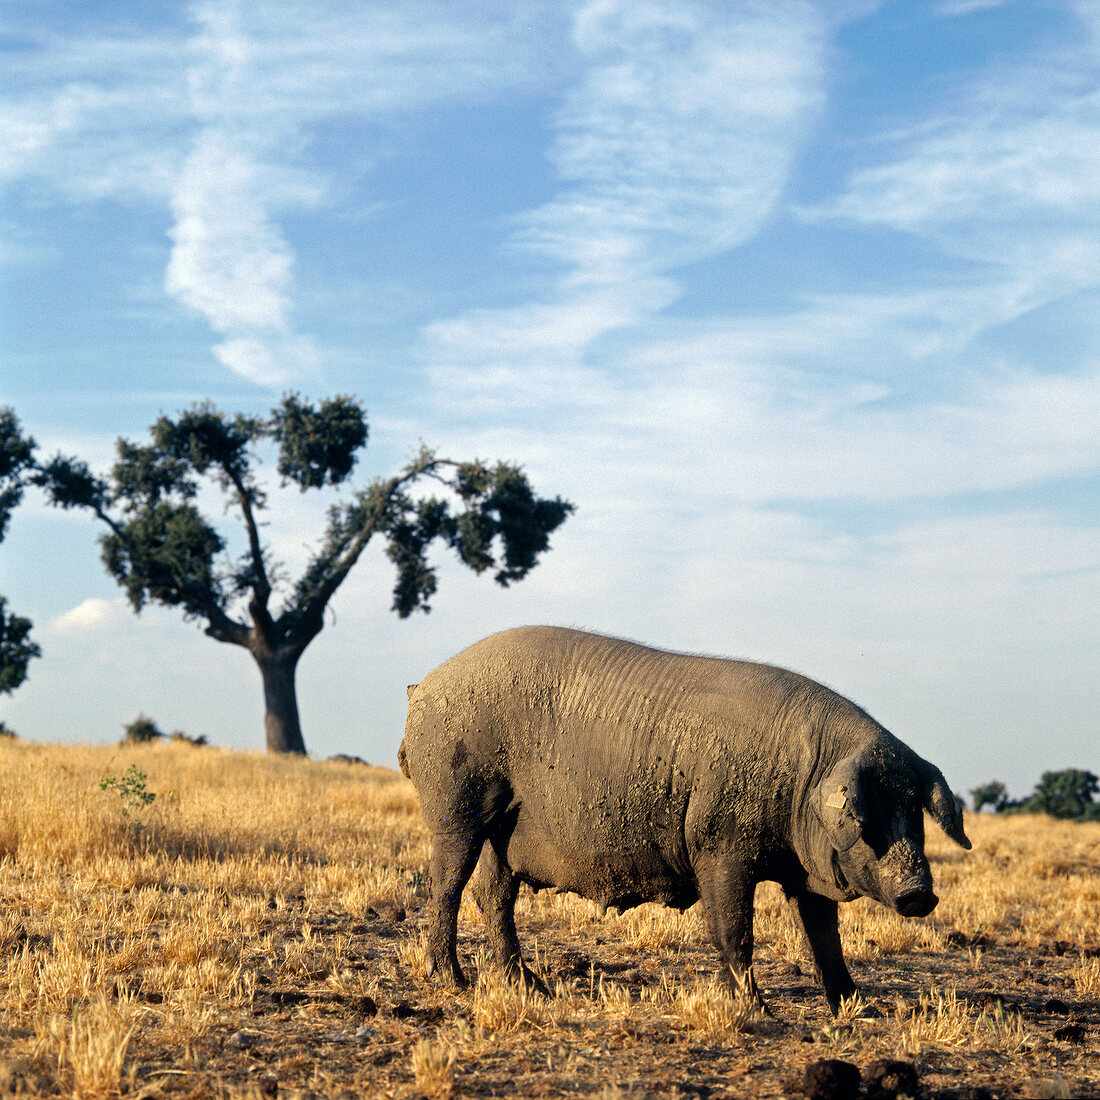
<box><xmin>36</xmin><ymin>397</ymin><xmax>572</xmax><ymax>630</ymax></box>
<box><xmin>123</xmin><ymin>714</ymin><xmax>164</xmax><ymax>743</ymax></box>
<box><xmin>969</xmin><ymin>781</ymin><xmax>1008</xmax><ymax>813</ymax></box>
<box><xmin>151</xmin><ymin>403</ymin><xmax>258</xmax><ymax>488</ymax></box>
<box><xmin>271</xmin><ymin>393</ymin><xmax>367</xmax><ymax>489</ymax></box>
<box><xmin>1024</xmin><ymin>769</ymin><xmax>1098</xmax><ymax>820</ymax></box>
<box><xmin>473</xmin><ymin>462</ymin><xmax>574</xmax><ymax>586</ymax></box>
<box><xmin>381</xmin><ymin>460</ymin><xmax>574</xmax><ymax>617</ymax></box>
<box><xmin>0</xmin><ymin>598</ymin><xmax>40</xmax><ymax>696</ymax></box>
<box><xmin>0</xmin><ymin>409</ymin><xmax>40</xmax><ymax>696</ymax></box>
<box><xmin>122</xmin><ymin>714</ymin><xmax>206</xmax><ymax>746</ymax></box>
<box><xmin>0</xmin><ymin>408</ymin><xmax>35</xmax><ymax>474</ymax></box>
<box><xmin>32</xmin><ymin>454</ymin><xmax>108</xmax><ymax>512</ymax></box>
<box><xmin>0</xmin><ymin>407</ymin><xmax>36</xmax><ymax>541</ymax></box>
<box><xmin>111</xmin><ymin>438</ymin><xmax>196</xmax><ymax>508</ymax></box>
<box><xmin>976</xmin><ymin>769</ymin><xmax>1099</xmax><ymax>821</ymax></box>
<box><xmin>100</xmin><ymin>499</ymin><xmax>225</xmax><ymax>617</ymax></box>
<box><xmin>99</xmin><ymin>764</ymin><xmax>157</xmax><ymax>836</ymax></box>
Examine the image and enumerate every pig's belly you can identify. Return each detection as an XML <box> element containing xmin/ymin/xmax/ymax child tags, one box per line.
<box><xmin>502</xmin><ymin>801</ymin><xmax>697</xmax><ymax>912</ymax></box>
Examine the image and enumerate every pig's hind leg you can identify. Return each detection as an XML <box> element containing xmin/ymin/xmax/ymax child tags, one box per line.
<box><xmin>421</xmin><ymin>768</ymin><xmax>516</xmax><ymax>989</ymax></box>
<box><xmin>425</xmin><ymin>827</ymin><xmax>482</xmax><ymax>987</ymax></box>
<box><xmin>471</xmin><ymin>840</ymin><xmax>548</xmax><ymax>994</ymax></box>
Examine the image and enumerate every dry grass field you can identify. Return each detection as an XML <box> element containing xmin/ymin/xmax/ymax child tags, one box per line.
<box><xmin>0</xmin><ymin>738</ymin><xmax>1095</xmax><ymax>1099</ymax></box>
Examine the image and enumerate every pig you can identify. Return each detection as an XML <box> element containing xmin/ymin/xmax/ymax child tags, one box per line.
<box><xmin>399</xmin><ymin>626</ymin><xmax>971</xmax><ymax>1014</ymax></box>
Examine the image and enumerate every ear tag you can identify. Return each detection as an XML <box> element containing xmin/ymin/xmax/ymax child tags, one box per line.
<box><xmin>826</xmin><ymin>790</ymin><xmax>847</xmax><ymax>810</ymax></box>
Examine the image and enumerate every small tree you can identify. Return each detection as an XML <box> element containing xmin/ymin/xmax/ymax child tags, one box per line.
<box><xmin>1024</xmin><ymin>769</ymin><xmax>1099</xmax><ymax>820</ymax></box>
<box><xmin>0</xmin><ymin>409</ymin><xmax>40</xmax><ymax>697</ymax></box>
<box><xmin>35</xmin><ymin>396</ymin><xmax>573</xmax><ymax>755</ymax></box>
<box><xmin>969</xmin><ymin>780</ymin><xmax>1008</xmax><ymax>814</ymax></box>
<box><xmin>123</xmin><ymin>714</ymin><xmax>164</xmax><ymax>744</ymax></box>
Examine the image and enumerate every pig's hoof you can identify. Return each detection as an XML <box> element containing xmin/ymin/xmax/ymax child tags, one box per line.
<box><xmin>517</xmin><ymin>967</ymin><xmax>550</xmax><ymax>997</ymax></box>
<box><xmin>425</xmin><ymin>952</ymin><xmax>467</xmax><ymax>989</ymax></box>
<box><xmin>495</xmin><ymin>958</ymin><xmax>548</xmax><ymax>995</ymax></box>
<box><xmin>830</xmin><ymin>993</ymin><xmax>881</xmax><ymax>1019</ymax></box>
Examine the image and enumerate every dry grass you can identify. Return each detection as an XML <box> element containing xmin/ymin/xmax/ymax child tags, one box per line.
<box><xmin>0</xmin><ymin>739</ymin><xmax>1096</xmax><ymax>1098</ymax></box>
<box><xmin>411</xmin><ymin>1037</ymin><xmax>457</xmax><ymax>1099</ymax></box>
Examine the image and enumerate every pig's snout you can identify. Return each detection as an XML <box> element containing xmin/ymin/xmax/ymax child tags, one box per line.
<box><xmin>894</xmin><ymin>885</ymin><xmax>938</xmax><ymax>918</ymax></box>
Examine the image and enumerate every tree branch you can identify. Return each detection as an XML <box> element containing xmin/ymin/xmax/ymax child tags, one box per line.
<box><xmin>195</xmin><ymin>592</ymin><xmax>251</xmax><ymax>647</ymax></box>
<box><xmin>228</xmin><ymin>469</ymin><xmax>271</xmax><ymax>607</ymax></box>
<box><xmin>288</xmin><ymin>457</ymin><xmax>438</xmax><ymax>646</ymax></box>
<box><xmin>225</xmin><ymin>467</ymin><xmax>276</xmax><ymax>642</ymax></box>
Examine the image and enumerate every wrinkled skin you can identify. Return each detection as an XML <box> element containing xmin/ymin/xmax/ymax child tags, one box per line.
<box><xmin>400</xmin><ymin>627</ymin><xmax>971</xmax><ymax>1015</ymax></box>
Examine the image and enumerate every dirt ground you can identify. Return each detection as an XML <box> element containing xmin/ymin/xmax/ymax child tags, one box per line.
<box><xmin>134</xmin><ymin>893</ymin><xmax>1098</xmax><ymax>1100</ymax></box>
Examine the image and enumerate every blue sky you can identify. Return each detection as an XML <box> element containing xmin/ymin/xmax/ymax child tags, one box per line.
<box><xmin>2</xmin><ymin>0</ymin><xmax>1097</xmax><ymax>799</ymax></box>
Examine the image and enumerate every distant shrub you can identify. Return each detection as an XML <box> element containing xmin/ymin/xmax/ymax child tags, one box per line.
<box><xmin>974</xmin><ymin>769</ymin><xmax>1099</xmax><ymax>822</ymax></box>
<box><xmin>1080</xmin><ymin>802</ymin><xmax>1100</xmax><ymax>822</ymax></box>
<box><xmin>0</xmin><ymin>721</ymin><xmax>16</xmax><ymax>739</ymax></box>
<box><xmin>970</xmin><ymin>781</ymin><xmax>1008</xmax><ymax>813</ymax></box>
<box><xmin>122</xmin><ymin>715</ymin><xmax>207</xmax><ymax>747</ymax></box>
<box><xmin>1025</xmin><ymin>769</ymin><xmax>1099</xmax><ymax>820</ymax></box>
<box><xmin>123</xmin><ymin>714</ymin><xmax>163</xmax><ymax>744</ymax></box>
<box><xmin>171</xmin><ymin>730</ymin><xmax>208</xmax><ymax>747</ymax></box>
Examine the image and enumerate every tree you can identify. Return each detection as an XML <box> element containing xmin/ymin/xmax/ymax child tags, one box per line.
<box><xmin>1024</xmin><ymin>769</ymin><xmax>1098</xmax><ymax>820</ymax></box>
<box><xmin>34</xmin><ymin>396</ymin><xmax>573</xmax><ymax>755</ymax></box>
<box><xmin>969</xmin><ymin>780</ymin><xmax>1008</xmax><ymax>814</ymax></box>
<box><xmin>123</xmin><ymin>714</ymin><xmax>164</xmax><ymax>744</ymax></box>
<box><xmin>0</xmin><ymin>409</ymin><xmax>41</xmax><ymax>697</ymax></box>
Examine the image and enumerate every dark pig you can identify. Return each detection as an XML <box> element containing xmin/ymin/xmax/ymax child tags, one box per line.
<box><xmin>399</xmin><ymin>626</ymin><xmax>971</xmax><ymax>1014</ymax></box>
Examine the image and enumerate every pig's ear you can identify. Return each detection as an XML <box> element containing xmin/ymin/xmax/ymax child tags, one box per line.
<box><xmin>918</xmin><ymin>759</ymin><xmax>972</xmax><ymax>850</ymax></box>
<box><xmin>813</xmin><ymin>754</ymin><xmax>866</xmax><ymax>852</ymax></box>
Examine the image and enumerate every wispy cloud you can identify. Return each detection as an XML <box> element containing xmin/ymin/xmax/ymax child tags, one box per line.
<box><xmin>2</xmin><ymin>0</ymin><xmax>564</xmax><ymax>385</ymax></box>
<box><xmin>0</xmin><ymin>87</ymin><xmax>93</xmax><ymax>182</ymax></box>
<box><xmin>445</xmin><ymin>315</ymin><xmax>1100</xmax><ymax>513</ymax></box>
<box><xmin>425</xmin><ymin>0</ymin><xmax>827</xmax><ymax>396</ymax></box>
<box><xmin>163</xmin><ymin>124</ymin><xmax>321</xmax><ymax>385</ymax></box>
<box><xmin>521</xmin><ymin>0</ymin><xmax>824</xmax><ymax>281</ymax></box>
<box><xmin>183</xmin><ymin>0</ymin><xmax>560</xmax><ymax>122</ymax></box>
<box><xmin>807</xmin><ymin>0</ymin><xmax>1100</xmax><ymax>340</ymax></box>
<box><xmin>48</xmin><ymin>597</ymin><xmax>131</xmax><ymax>638</ymax></box>
<box><xmin>821</xmin><ymin>103</ymin><xmax>1100</xmax><ymax>240</ymax></box>
<box><xmin>935</xmin><ymin>0</ymin><xmax>1013</xmax><ymax>15</ymax></box>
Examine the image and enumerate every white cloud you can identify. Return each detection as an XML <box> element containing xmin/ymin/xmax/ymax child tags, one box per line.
<box><xmin>520</xmin><ymin>0</ymin><xmax>825</xmax><ymax>282</ymax></box>
<box><xmin>165</xmin><ymin>131</ymin><xmax>311</xmax><ymax>333</ymax></box>
<box><xmin>183</xmin><ymin>0</ymin><xmax>562</xmax><ymax>122</ymax></box>
<box><xmin>935</xmin><ymin>0</ymin><xmax>1012</xmax><ymax>14</ymax></box>
<box><xmin>158</xmin><ymin>0</ymin><xmax>574</xmax><ymax>385</ymax></box>
<box><xmin>0</xmin><ymin>35</ymin><xmax>188</xmax><ymax>200</ymax></box>
<box><xmin>422</xmin><ymin>290</ymin><xmax>1100</xmax><ymax>519</ymax></box>
<box><xmin>824</xmin><ymin>103</ymin><xmax>1100</xmax><ymax>237</ymax></box>
<box><xmin>211</xmin><ymin>334</ymin><xmax>319</xmax><ymax>387</ymax></box>
<box><xmin>48</xmin><ymin>597</ymin><xmax>131</xmax><ymax>638</ymax></box>
<box><xmin>0</xmin><ymin>86</ymin><xmax>91</xmax><ymax>182</ymax></box>
<box><xmin>423</xmin><ymin>281</ymin><xmax>675</xmax><ymax>409</ymax></box>
<box><xmin>425</xmin><ymin>0</ymin><xmax>827</xmax><ymax>398</ymax></box>
<box><xmin>1</xmin><ymin>1</ymin><xmax>568</xmax><ymax>387</ymax></box>
<box><xmin>808</xmin><ymin>1</ymin><xmax>1100</xmax><ymax>326</ymax></box>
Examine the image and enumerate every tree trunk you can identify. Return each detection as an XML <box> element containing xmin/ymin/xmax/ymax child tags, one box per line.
<box><xmin>256</xmin><ymin>653</ymin><xmax>308</xmax><ymax>755</ymax></box>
